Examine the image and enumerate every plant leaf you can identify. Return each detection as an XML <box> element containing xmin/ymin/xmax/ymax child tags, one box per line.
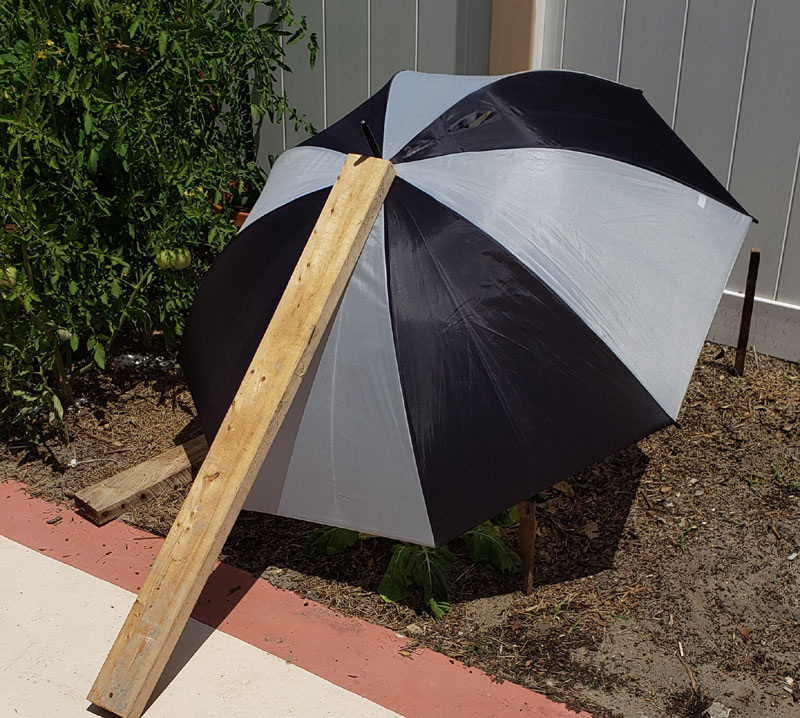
<box><xmin>64</xmin><ymin>31</ymin><xmax>79</xmax><ymax>59</ymax></box>
<box><xmin>303</xmin><ymin>526</ymin><xmax>359</xmax><ymax>557</ymax></box>
<box><xmin>463</xmin><ymin>522</ymin><xmax>521</xmax><ymax>574</ymax></box>
<box><xmin>409</xmin><ymin>545</ymin><xmax>454</xmax><ymax>616</ymax></box>
<box><xmin>492</xmin><ymin>505</ymin><xmax>520</xmax><ymax>527</ymax></box>
<box><xmin>378</xmin><ymin>543</ymin><xmax>416</xmax><ymax>603</ymax></box>
<box><xmin>88</xmin><ymin>148</ymin><xmax>98</xmax><ymax>176</ymax></box>
<box><xmin>93</xmin><ymin>341</ymin><xmax>106</xmax><ymax>369</ymax></box>
<box><xmin>428</xmin><ymin>597</ymin><xmax>451</xmax><ymax>619</ymax></box>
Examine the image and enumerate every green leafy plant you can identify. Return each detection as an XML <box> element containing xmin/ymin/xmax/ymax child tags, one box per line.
<box><xmin>379</xmin><ymin>543</ymin><xmax>455</xmax><ymax>619</ymax></box>
<box><xmin>304</xmin><ymin>526</ymin><xmax>360</xmax><ymax>557</ymax></box>
<box><xmin>0</xmin><ymin>0</ymin><xmax>316</xmax><ymax>434</ymax></box>
<box><xmin>303</xmin><ymin>514</ymin><xmax>522</xmax><ymax>619</ymax></box>
<box><xmin>462</xmin><ymin>521</ymin><xmax>521</xmax><ymax>573</ymax></box>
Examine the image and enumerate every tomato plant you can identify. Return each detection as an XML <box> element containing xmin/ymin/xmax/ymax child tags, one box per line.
<box><xmin>0</xmin><ymin>0</ymin><xmax>316</xmax><ymax>435</ymax></box>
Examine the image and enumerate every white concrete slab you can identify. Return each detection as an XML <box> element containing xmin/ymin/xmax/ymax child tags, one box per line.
<box><xmin>0</xmin><ymin>536</ymin><xmax>400</xmax><ymax>718</ymax></box>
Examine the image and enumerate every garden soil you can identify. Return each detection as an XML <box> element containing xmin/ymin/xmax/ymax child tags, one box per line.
<box><xmin>2</xmin><ymin>343</ymin><xmax>798</xmax><ymax>718</ymax></box>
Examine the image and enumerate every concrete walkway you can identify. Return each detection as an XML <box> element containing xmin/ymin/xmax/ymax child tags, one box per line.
<box><xmin>0</xmin><ymin>535</ymin><xmax>401</xmax><ymax>717</ymax></box>
<box><xmin>0</xmin><ymin>480</ymin><xmax>589</xmax><ymax>718</ymax></box>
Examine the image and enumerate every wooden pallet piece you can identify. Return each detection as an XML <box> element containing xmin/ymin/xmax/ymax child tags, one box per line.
<box><xmin>518</xmin><ymin>499</ymin><xmax>537</xmax><ymax>595</ymax></box>
<box><xmin>88</xmin><ymin>154</ymin><xmax>396</xmax><ymax>718</ymax></box>
<box><xmin>74</xmin><ymin>435</ymin><xmax>209</xmax><ymax>525</ymax></box>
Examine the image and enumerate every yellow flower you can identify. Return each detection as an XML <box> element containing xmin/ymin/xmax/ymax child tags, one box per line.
<box><xmin>45</xmin><ymin>39</ymin><xmax>54</xmax><ymax>46</ymax></box>
<box><xmin>36</xmin><ymin>51</ymin><xmax>46</xmax><ymax>59</ymax></box>
<box><xmin>56</xmin><ymin>47</ymin><xmax>65</xmax><ymax>54</ymax></box>
<box><xmin>196</xmin><ymin>185</ymin><xmax>204</xmax><ymax>193</ymax></box>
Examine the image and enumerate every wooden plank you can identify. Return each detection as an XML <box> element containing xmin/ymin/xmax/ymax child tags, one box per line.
<box><xmin>518</xmin><ymin>499</ymin><xmax>537</xmax><ymax>596</ymax></box>
<box><xmin>74</xmin><ymin>436</ymin><xmax>209</xmax><ymax>525</ymax></box>
<box><xmin>88</xmin><ymin>154</ymin><xmax>396</xmax><ymax>718</ymax></box>
<box><xmin>489</xmin><ymin>0</ymin><xmax>535</xmax><ymax>74</ymax></box>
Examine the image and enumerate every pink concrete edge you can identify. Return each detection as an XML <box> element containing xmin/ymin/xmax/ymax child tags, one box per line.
<box><xmin>0</xmin><ymin>479</ymin><xmax>590</xmax><ymax>718</ymax></box>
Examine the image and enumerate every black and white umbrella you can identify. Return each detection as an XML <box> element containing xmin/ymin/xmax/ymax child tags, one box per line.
<box><xmin>179</xmin><ymin>70</ymin><xmax>751</xmax><ymax>547</ymax></box>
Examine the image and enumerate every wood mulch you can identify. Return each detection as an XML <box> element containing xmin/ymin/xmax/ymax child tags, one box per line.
<box><xmin>1</xmin><ymin>343</ymin><xmax>798</xmax><ymax>717</ymax></box>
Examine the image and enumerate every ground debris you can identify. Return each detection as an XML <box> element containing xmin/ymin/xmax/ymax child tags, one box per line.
<box><xmin>2</xmin><ymin>342</ymin><xmax>799</xmax><ymax>718</ymax></box>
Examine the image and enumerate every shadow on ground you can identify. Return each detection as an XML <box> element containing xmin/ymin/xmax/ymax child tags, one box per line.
<box><xmin>218</xmin><ymin>443</ymin><xmax>650</xmax><ymax>607</ymax></box>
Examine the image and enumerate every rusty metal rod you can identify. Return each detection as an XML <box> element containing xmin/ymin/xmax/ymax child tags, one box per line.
<box><xmin>734</xmin><ymin>249</ymin><xmax>760</xmax><ymax>375</ymax></box>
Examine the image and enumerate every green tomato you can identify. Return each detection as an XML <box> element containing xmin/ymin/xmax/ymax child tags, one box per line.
<box><xmin>154</xmin><ymin>250</ymin><xmax>174</xmax><ymax>269</ymax></box>
<box><xmin>0</xmin><ymin>266</ymin><xmax>18</xmax><ymax>290</ymax></box>
<box><xmin>171</xmin><ymin>248</ymin><xmax>191</xmax><ymax>270</ymax></box>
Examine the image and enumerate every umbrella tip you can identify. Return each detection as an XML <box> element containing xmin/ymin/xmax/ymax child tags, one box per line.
<box><xmin>360</xmin><ymin>120</ymin><xmax>382</xmax><ymax>159</ymax></box>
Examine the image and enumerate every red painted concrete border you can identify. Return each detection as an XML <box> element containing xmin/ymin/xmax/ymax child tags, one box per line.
<box><xmin>0</xmin><ymin>480</ymin><xmax>588</xmax><ymax>718</ymax></box>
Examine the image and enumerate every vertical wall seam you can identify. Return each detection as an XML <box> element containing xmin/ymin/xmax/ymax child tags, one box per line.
<box><xmin>321</xmin><ymin>0</ymin><xmax>328</xmax><ymax>128</ymax></box>
<box><xmin>279</xmin><ymin>34</ymin><xmax>286</xmax><ymax>152</ymax></box>
<box><xmin>559</xmin><ymin>0</ymin><xmax>568</xmax><ymax>69</ymax></box>
<box><xmin>367</xmin><ymin>0</ymin><xmax>371</xmax><ymax>93</ymax></box>
<box><xmin>533</xmin><ymin>0</ymin><xmax>546</xmax><ymax>69</ymax></box>
<box><xmin>615</xmin><ymin>0</ymin><xmax>627</xmax><ymax>83</ymax></box>
<box><xmin>671</xmin><ymin>0</ymin><xmax>690</xmax><ymax>129</ymax></box>
<box><xmin>414</xmin><ymin>0</ymin><xmax>419</xmax><ymax>71</ymax></box>
<box><xmin>463</xmin><ymin>0</ymin><xmax>470</xmax><ymax>74</ymax></box>
<box><xmin>774</xmin><ymin>137</ymin><xmax>800</xmax><ymax>300</ymax></box>
<box><xmin>726</xmin><ymin>0</ymin><xmax>757</xmax><ymax>190</ymax></box>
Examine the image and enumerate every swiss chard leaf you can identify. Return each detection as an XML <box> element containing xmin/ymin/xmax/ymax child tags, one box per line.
<box><xmin>304</xmin><ymin>526</ymin><xmax>359</xmax><ymax>557</ymax></box>
<box><xmin>379</xmin><ymin>544</ymin><xmax>454</xmax><ymax>619</ymax></box>
<box><xmin>463</xmin><ymin>522</ymin><xmax>521</xmax><ymax>574</ymax></box>
<box><xmin>410</xmin><ymin>545</ymin><xmax>455</xmax><ymax>612</ymax></box>
<box><xmin>491</xmin><ymin>505</ymin><xmax>520</xmax><ymax>527</ymax></box>
<box><xmin>378</xmin><ymin>543</ymin><xmax>415</xmax><ymax>603</ymax></box>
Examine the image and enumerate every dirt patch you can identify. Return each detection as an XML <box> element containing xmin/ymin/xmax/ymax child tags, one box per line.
<box><xmin>2</xmin><ymin>343</ymin><xmax>799</xmax><ymax>717</ymax></box>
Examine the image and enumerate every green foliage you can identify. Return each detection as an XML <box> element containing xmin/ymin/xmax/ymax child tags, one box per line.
<box><xmin>491</xmin><ymin>504</ymin><xmax>519</xmax><ymax>527</ymax></box>
<box><xmin>0</xmin><ymin>0</ymin><xmax>316</xmax><ymax>433</ymax></box>
<box><xmin>378</xmin><ymin>543</ymin><xmax>455</xmax><ymax>619</ymax></box>
<box><xmin>463</xmin><ymin>521</ymin><xmax>521</xmax><ymax>574</ymax></box>
<box><xmin>304</xmin><ymin>526</ymin><xmax>360</xmax><ymax>557</ymax></box>
<box><xmin>302</xmin><ymin>506</ymin><xmax>522</xmax><ymax>619</ymax></box>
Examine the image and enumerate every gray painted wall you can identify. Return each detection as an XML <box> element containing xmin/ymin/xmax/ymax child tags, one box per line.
<box><xmin>537</xmin><ymin>0</ymin><xmax>800</xmax><ymax>360</ymax></box>
<box><xmin>257</xmin><ymin>0</ymin><xmax>491</xmax><ymax>161</ymax></box>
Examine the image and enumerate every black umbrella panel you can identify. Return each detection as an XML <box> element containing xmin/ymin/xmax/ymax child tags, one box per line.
<box><xmin>179</xmin><ymin>70</ymin><xmax>751</xmax><ymax>547</ymax></box>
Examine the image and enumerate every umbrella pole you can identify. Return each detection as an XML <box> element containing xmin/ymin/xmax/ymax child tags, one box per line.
<box><xmin>518</xmin><ymin>499</ymin><xmax>537</xmax><ymax>595</ymax></box>
<box><xmin>87</xmin><ymin>154</ymin><xmax>396</xmax><ymax>718</ymax></box>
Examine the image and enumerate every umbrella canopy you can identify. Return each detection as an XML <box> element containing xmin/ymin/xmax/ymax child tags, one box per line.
<box><xmin>178</xmin><ymin>70</ymin><xmax>751</xmax><ymax>547</ymax></box>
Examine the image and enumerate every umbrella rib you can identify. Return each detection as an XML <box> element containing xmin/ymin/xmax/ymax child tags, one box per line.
<box><xmin>329</xmin><ymin>300</ymin><xmax>343</xmax><ymax>512</ymax></box>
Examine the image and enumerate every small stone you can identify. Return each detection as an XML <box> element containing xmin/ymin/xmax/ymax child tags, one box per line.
<box><xmin>704</xmin><ymin>701</ymin><xmax>732</xmax><ymax>718</ymax></box>
<box><xmin>788</xmin><ymin>552</ymin><xmax>798</xmax><ymax>561</ymax></box>
<box><xmin>404</xmin><ymin>623</ymin><xmax>425</xmax><ymax>638</ymax></box>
